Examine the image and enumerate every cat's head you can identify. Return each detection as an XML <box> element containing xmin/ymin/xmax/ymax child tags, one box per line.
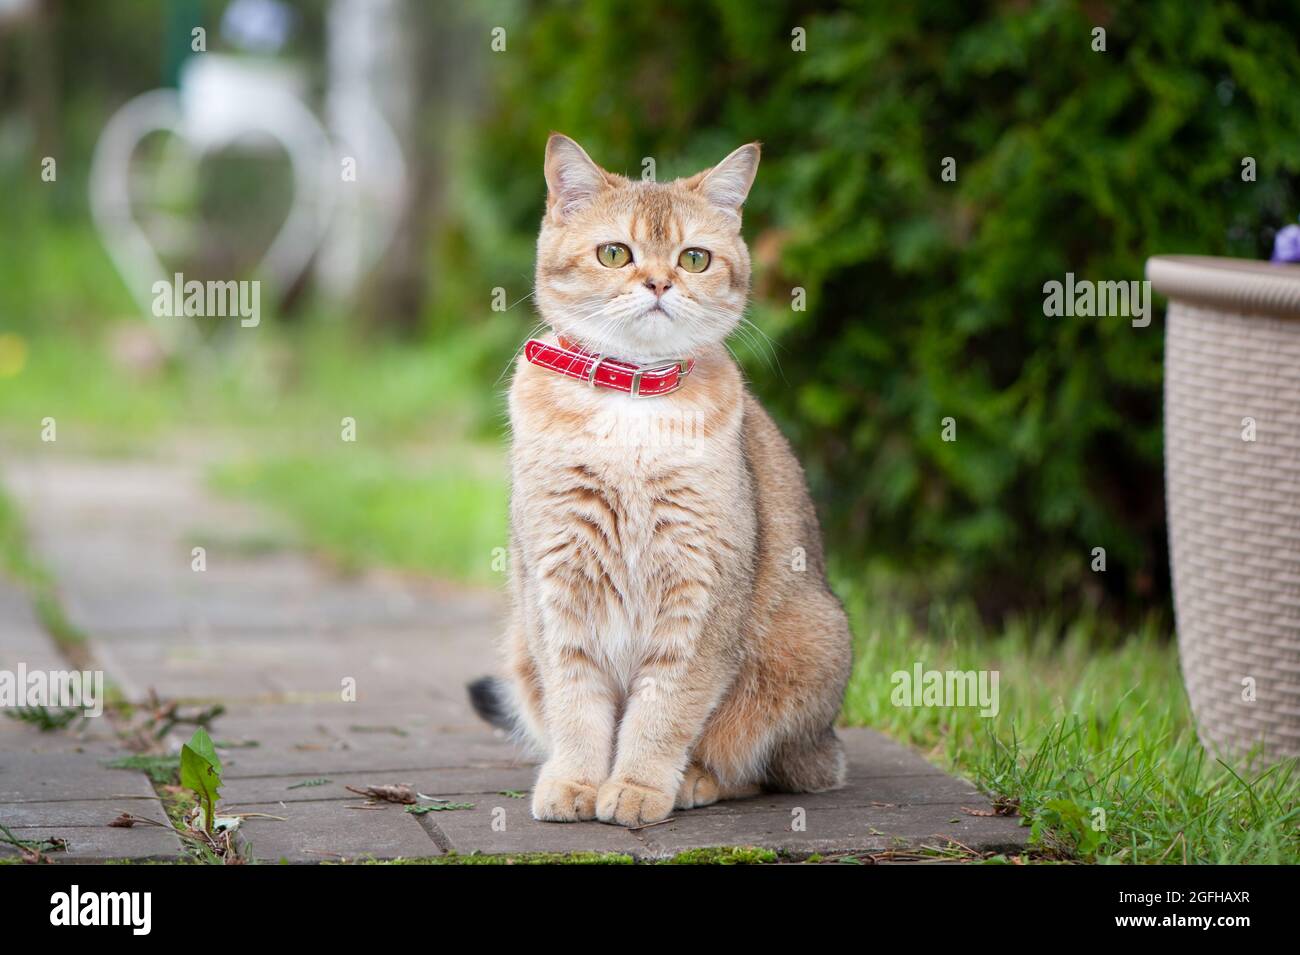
<box><xmin>535</xmin><ymin>134</ymin><xmax>760</xmax><ymax>364</ymax></box>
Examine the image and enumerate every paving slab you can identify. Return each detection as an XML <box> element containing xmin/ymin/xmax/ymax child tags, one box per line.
<box><xmin>0</xmin><ymin>752</ymin><xmax>162</xmax><ymax>803</ymax></box>
<box><xmin>414</xmin><ymin>799</ymin><xmax>648</xmax><ymax>858</ymax></box>
<box><xmin>0</xmin><ymin>583</ymin><xmax>66</xmax><ymax>672</ymax></box>
<box><xmin>841</xmin><ymin>734</ymin><xmax>948</xmax><ymax>779</ymax></box>
<box><xmin>3</xmin><ymin>799</ymin><xmax>170</xmax><ymax>827</ymax></box>
<box><xmin>208</xmin><ymin>697</ymin><xmax>479</xmax><ymax>742</ymax></box>
<box><xmin>221</xmin><ymin>766</ymin><xmax>535</xmax><ymax>806</ymax></box>
<box><xmin>53</xmin><ymin>587</ymin><xmax>479</xmax><ymax>638</ymax></box>
<box><xmin>681</xmin><ymin>774</ymin><xmax>985</xmax><ymax>812</ymax></box>
<box><xmin>0</xmin><ymin>754</ymin><xmax>186</xmax><ymax>862</ymax></box>
<box><xmin>0</xmin><ymin>716</ymin><xmax>125</xmax><ymax>757</ymax></box>
<box><xmin>1</xmin><ymin>456</ymin><xmax>1028</xmax><ymax>862</ymax></box>
<box><xmin>215</xmin><ymin>731</ymin><xmax>526</xmax><ymax>778</ymax></box>
<box><xmin>0</xmin><ymin>580</ymin><xmax>123</xmax><ymax>756</ymax></box>
<box><xmin>0</xmin><ymin>824</ymin><xmax>184</xmax><ymax>862</ymax></box>
<box><xmin>235</xmin><ymin>799</ymin><xmax>443</xmax><ymax>862</ymax></box>
<box><xmin>396</xmin><ymin>728</ymin><xmax>1024</xmax><ymax>860</ymax></box>
<box><xmin>633</xmin><ymin>802</ymin><xmax>1026</xmax><ymax>858</ymax></box>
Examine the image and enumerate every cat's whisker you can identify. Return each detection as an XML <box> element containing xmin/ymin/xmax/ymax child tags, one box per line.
<box><xmin>715</xmin><ymin>309</ymin><xmax>782</xmax><ymax>381</ymax></box>
<box><xmin>506</xmin><ymin>290</ymin><xmax>537</xmax><ymax>311</ymax></box>
<box><xmin>738</xmin><ymin>314</ymin><xmax>782</xmax><ymax>361</ymax></box>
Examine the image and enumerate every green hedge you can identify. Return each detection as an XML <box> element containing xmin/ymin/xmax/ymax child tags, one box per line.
<box><xmin>455</xmin><ymin>0</ymin><xmax>1300</xmax><ymax>615</ymax></box>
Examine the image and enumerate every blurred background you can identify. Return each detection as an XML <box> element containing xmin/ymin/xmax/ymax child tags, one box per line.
<box><xmin>3</xmin><ymin>0</ymin><xmax>1300</xmax><ymax>628</ymax></box>
<box><xmin>8</xmin><ymin>0</ymin><xmax>1300</xmax><ymax>864</ymax></box>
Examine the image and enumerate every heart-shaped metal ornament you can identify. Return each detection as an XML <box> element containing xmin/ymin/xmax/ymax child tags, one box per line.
<box><xmin>89</xmin><ymin>54</ymin><xmax>336</xmax><ymax>350</ymax></box>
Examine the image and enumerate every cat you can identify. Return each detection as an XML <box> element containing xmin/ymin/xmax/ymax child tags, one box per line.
<box><xmin>468</xmin><ymin>134</ymin><xmax>852</xmax><ymax>826</ymax></box>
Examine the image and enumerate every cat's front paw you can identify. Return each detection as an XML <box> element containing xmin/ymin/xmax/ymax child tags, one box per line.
<box><xmin>532</xmin><ymin>776</ymin><xmax>598</xmax><ymax>822</ymax></box>
<box><xmin>675</xmin><ymin>763</ymin><xmax>721</xmax><ymax>809</ymax></box>
<box><xmin>596</xmin><ymin>778</ymin><xmax>674</xmax><ymax>827</ymax></box>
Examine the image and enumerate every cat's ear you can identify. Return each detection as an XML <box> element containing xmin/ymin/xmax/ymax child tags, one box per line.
<box><xmin>544</xmin><ymin>134</ymin><xmax>612</xmax><ymax>220</ymax></box>
<box><xmin>691</xmin><ymin>143</ymin><xmax>761</xmax><ymax>217</ymax></box>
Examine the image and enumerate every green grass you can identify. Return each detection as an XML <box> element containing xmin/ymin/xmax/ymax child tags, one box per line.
<box><xmin>837</xmin><ymin>591</ymin><xmax>1300</xmax><ymax>864</ymax></box>
<box><xmin>659</xmin><ymin>846</ymin><xmax>778</xmax><ymax>865</ymax></box>
<box><xmin>104</xmin><ymin>754</ymin><xmax>182</xmax><ymax>786</ymax></box>
<box><xmin>0</xmin><ymin>483</ymin><xmax>91</xmax><ymax>659</ymax></box>
<box><xmin>0</xmin><ymin>322</ymin><xmax>503</xmax><ymax>451</ymax></box>
<box><xmin>0</xmin><ymin>322</ymin><xmax>511</xmax><ymax>583</ymax></box>
<box><xmin>0</xmin><ymin>483</ymin><xmax>49</xmax><ymax>588</ymax></box>
<box><xmin>211</xmin><ymin>449</ymin><xmax>507</xmax><ymax>585</ymax></box>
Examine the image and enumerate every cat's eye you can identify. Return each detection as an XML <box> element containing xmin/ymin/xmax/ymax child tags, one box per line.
<box><xmin>597</xmin><ymin>243</ymin><xmax>632</xmax><ymax>268</ymax></box>
<box><xmin>678</xmin><ymin>248</ymin><xmax>711</xmax><ymax>273</ymax></box>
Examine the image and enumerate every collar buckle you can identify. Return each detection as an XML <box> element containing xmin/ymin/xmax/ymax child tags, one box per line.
<box><xmin>631</xmin><ymin>359</ymin><xmax>691</xmax><ymax>397</ymax></box>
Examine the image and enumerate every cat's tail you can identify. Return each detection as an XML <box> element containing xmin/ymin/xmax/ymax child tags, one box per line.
<box><xmin>467</xmin><ymin>676</ymin><xmax>516</xmax><ymax>732</ymax></box>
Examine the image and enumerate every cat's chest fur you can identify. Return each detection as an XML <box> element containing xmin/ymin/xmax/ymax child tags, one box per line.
<box><xmin>511</xmin><ymin>392</ymin><xmax>748</xmax><ymax>592</ymax></box>
<box><xmin>508</xmin><ymin>348</ymin><xmax>755</xmax><ymax>679</ymax></box>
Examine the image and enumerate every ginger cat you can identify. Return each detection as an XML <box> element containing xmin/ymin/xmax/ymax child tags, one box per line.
<box><xmin>469</xmin><ymin>134</ymin><xmax>852</xmax><ymax>826</ymax></box>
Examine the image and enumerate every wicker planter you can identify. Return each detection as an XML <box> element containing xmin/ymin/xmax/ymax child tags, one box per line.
<box><xmin>1148</xmin><ymin>255</ymin><xmax>1300</xmax><ymax>762</ymax></box>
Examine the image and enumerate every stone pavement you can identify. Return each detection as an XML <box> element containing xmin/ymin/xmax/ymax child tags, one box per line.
<box><xmin>0</xmin><ymin>456</ymin><xmax>1026</xmax><ymax>862</ymax></box>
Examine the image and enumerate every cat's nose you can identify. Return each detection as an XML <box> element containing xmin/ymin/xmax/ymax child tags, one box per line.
<box><xmin>643</xmin><ymin>276</ymin><xmax>673</xmax><ymax>297</ymax></box>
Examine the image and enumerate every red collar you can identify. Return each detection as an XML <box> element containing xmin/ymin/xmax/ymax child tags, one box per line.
<box><xmin>524</xmin><ymin>337</ymin><xmax>694</xmax><ymax>398</ymax></box>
